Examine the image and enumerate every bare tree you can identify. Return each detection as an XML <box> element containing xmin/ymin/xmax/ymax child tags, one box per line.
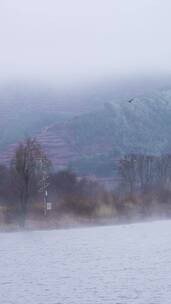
<box><xmin>11</xmin><ymin>138</ymin><xmax>51</xmax><ymax>226</ymax></box>
<box><xmin>119</xmin><ymin>154</ymin><xmax>137</xmax><ymax>194</ymax></box>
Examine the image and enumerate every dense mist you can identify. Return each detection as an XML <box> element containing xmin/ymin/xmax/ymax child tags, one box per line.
<box><xmin>0</xmin><ymin>0</ymin><xmax>171</xmax><ymax>85</ymax></box>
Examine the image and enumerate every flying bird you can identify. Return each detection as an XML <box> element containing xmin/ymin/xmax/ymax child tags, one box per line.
<box><xmin>128</xmin><ymin>98</ymin><xmax>134</xmax><ymax>103</ymax></box>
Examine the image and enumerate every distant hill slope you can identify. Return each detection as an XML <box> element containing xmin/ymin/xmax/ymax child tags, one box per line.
<box><xmin>0</xmin><ymin>84</ymin><xmax>80</xmax><ymax>150</ymax></box>
<box><xmin>0</xmin><ymin>77</ymin><xmax>170</xmax><ymax>150</ymax></box>
<box><xmin>1</xmin><ymin>83</ymin><xmax>171</xmax><ymax>179</ymax></box>
<box><xmin>68</xmin><ymin>89</ymin><xmax>171</xmax><ymax>156</ymax></box>
<box><xmin>35</xmin><ymin>88</ymin><xmax>171</xmax><ymax>176</ymax></box>
<box><xmin>0</xmin><ymin>82</ymin><xmax>117</xmax><ymax>150</ymax></box>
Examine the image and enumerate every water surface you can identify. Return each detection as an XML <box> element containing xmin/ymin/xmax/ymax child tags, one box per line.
<box><xmin>0</xmin><ymin>221</ymin><xmax>171</xmax><ymax>304</ymax></box>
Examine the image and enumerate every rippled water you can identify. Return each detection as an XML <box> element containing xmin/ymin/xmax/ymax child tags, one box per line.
<box><xmin>0</xmin><ymin>220</ymin><xmax>171</xmax><ymax>304</ymax></box>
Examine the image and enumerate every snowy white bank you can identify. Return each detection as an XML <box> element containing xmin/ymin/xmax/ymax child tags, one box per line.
<box><xmin>0</xmin><ymin>220</ymin><xmax>171</xmax><ymax>304</ymax></box>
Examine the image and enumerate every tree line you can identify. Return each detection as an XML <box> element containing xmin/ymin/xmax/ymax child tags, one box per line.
<box><xmin>0</xmin><ymin>138</ymin><xmax>116</xmax><ymax>227</ymax></box>
<box><xmin>1</xmin><ymin>139</ymin><xmax>171</xmax><ymax>228</ymax></box>
<box><xmin>119</xmin><ymin>154</ymin><xmax>171</xmax><ymax>193</ymax></box>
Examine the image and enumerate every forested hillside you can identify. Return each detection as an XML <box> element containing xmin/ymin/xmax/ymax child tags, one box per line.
<box><xmin>70</xmin><ymin>88</ymin><xmax>171</xmax><ymax>156</ymax></box>
<box><xmin>39</xmin><ymin>88</ymin><xmax>171</xmax><ymax>176</ymax></box>
<box><xmin>0</xmin><ymin>84</ymin><xmax>75</xmax><ymax>150</ymax></box>
<box><xmin>0</xmin><ymin>77</ymin><xmax>169</xmax><ymax>150</ymax></box>
<box><xmin>1</xmin><ymin>83</ymin><xmax>171</xmax><ymax>179</ymax></box>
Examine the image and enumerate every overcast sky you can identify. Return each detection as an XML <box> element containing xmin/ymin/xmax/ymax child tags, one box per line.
<box><xmin>0</xmin><ymin>0</ymin><xmax>171</xmax><ymax>86</ymax></box>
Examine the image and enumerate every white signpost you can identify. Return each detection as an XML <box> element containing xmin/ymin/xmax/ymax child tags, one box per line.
<box><xmin>47</xmin><ymin>202</ymin><xmax>52</xmax><ymax>211</ymax></box>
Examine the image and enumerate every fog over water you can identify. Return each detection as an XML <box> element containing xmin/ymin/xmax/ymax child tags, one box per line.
<box><xmin>0</xmin><ymin>0</ymin><xmax>171</xmax><ymax>86</ymax></box>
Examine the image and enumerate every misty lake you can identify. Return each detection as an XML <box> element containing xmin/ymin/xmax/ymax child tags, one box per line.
<box><xmin>0</xmin><ymin>221</ymin><xmax>171</xmax><ymax>304</ymax></box>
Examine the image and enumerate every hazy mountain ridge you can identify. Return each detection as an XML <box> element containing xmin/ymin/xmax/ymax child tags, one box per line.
<box><xmin>1</xmin><ymin>84</ymin><xmax>171</xmax><ymax>179</ymax></box>
<box><xmin>38</xmin><ymin>88</ymin><xmax>171</xmax><ymax>176</ymax></box>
